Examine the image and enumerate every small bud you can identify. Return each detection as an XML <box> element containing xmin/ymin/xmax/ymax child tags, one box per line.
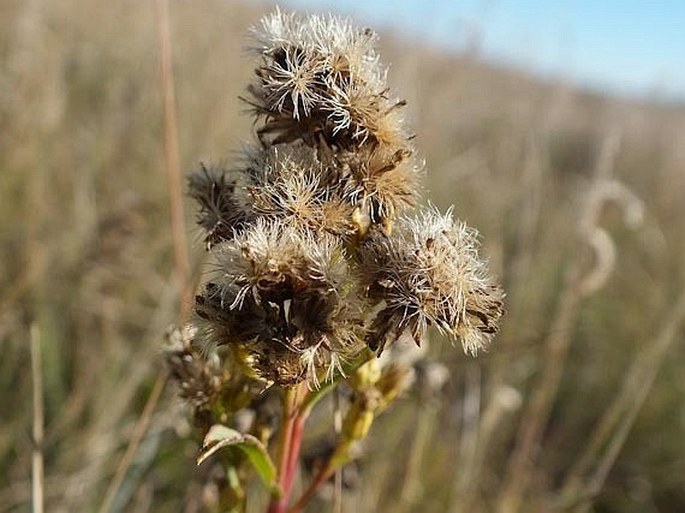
<box><xmin>342</xmin><ymin>389</ymin><xmax>381</xmax><ymax>442</ymax></box>
<box><xmin>375</xmin><ymin>364</ymin><xmax>415</xmax><ymax>411</ymax></box>
<box><xmin>164</xmin><ymin>326</ymin><xmax>230</xmax><ymax>424</ymax></box>
<box><xmin>349</xmin><ymin>358</ymin><xmax>382</xmax><ymax>390</ymax></box>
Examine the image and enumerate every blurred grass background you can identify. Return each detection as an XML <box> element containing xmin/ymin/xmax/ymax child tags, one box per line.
<box><xmin>1</xmin><ymin>0</ymin><xmax>684</xmax><ymax>512</ymax></box>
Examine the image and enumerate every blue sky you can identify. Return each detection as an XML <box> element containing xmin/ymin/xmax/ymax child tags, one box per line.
<box><xmin>277</xmin><ymin>0</ymin><xmax>685</xmax><ymax>102</ymax></box>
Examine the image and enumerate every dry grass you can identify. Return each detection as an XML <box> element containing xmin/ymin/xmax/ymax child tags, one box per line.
<box><xmin>1</xmin><ymin>1</ymin><xmax>684</xmax><ymax>512</ymax></box>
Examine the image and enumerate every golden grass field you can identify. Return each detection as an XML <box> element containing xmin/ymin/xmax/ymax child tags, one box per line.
<box><xmin>2</xmin><ymin>0</ymin><xmax>684</xmax><ymax>512</ymax></box>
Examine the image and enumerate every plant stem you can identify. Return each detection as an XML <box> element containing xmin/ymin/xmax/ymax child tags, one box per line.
<box><xmin>268</xmin><ymin>385</ymin><xmax>309</xmax><ymax>513</ymax></box>
<box><xmin>283</xmin><ymin>409</ymin><xmax>308</xmax><ymax>498</ymax></box>
<box><xmin>269</xmin><ymin>388</ymin><xmax>296</xmax><ymax>513</ymax></box>
<box><xmin>288</xmin><ymin>462</ymin><xmax>335</xmax><ymax>513</ymax></box>
<box><xmin>283</xmin><ymin>354</ymin><xmax>376</xmax><ymax>513</ymax></box>
<box><xmin>270</xmin><ymin>355</ymin><xmax>374</xmax><ymax>513</ymax></box>
<box><xmin>30</xmin><ymin>324</ymin><xmax>44</xmax><ymax>513</ymax></box>
<box><xmin>155</xmin><ymin>0</ymin><xmax>191</xmax><ymax>319</ymax></box>
<box><xmin>98</xmin><ymin>371</ymin><xmax>168</xmax><ymax>513</ymax></box>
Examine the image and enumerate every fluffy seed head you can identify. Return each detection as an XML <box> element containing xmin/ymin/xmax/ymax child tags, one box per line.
<box><xmin>240</xmin><ymin>142</ymin><xmax>421</xmax><ymax>238</ymax></box>
<box><xmin>244</xmin><ymin>144</ymin><xmax>355</xmax><ymax>236</ymax></box>
<box><xmin>250</xmin><ymin>8</ymin><xmax>386</xmax><ymax>132</ymax></box>
<box><xmin>188</xmin><ymin>164</ymin><xmax>253</xmax><ymax>248</ymax></box>
<box><xmin>242</xmin><ymin>10</ymin><xmax>422</xmax><ymax>233</ymax></box>
<box><xmin>361</xmin><ymin>206</ymin><xmax>504</xmax><ymax>355</ymax></box>
<box><xmin>194</xmin><ymin>219</ymin><xmax>366</xmax><ymax>386</ymax></box>
<box><xmin>247</xmin><ymin>10</ymin><xmax>405</xmax><ymax>149</ymax></box>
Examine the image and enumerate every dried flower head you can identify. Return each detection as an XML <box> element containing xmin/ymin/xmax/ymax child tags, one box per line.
<box><xmin>361</xmin><ymin>206</ymin><xmax>504</xmax><ymax>355</ymax></box>
<box><xmin>188</xmin><ymin>163</ymin><xmax>253</xmax><ymax>248</ymax></box>
<box><xmin>244</xmin><ymin>8</ymin><xmax>422</xmax><ymax>233</ymax></box>
<box><xmin>194</xmin><ymin>219</ymin><xmax>366</xmax><ymax>386</ymax></box>
<box><xmin>185</xmin><ymin>10</ymin><xmax>503</xmax><ymax>394</ymax></box>
<box><xmin>248</xmin><ymin>9</ymin><xmax>388</xmax><ymax>145</ymax></box>
<box><xmin>165</xmin><ymin>325</ymin><xmax>230</xmax><ymax>427</ymax></box>
<box><xmin>244</xmin><ymin>144</ymin><xmax>355</xmax><ymax>236</ymax></box>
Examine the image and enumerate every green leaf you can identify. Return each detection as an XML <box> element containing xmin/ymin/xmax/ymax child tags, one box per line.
<box><xmin>198</xmin><ymin>424</ymin><xmax>279</xmax><ymax>493</ymax></box>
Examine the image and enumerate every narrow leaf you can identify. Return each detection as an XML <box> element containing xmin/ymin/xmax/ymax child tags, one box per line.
<box><xmin>198</xmin><ymin>424</ymin><xmax>278</xmax><ymax>491</ymax></box>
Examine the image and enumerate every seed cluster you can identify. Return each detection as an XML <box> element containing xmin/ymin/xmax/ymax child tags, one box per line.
<box><xmin>362</xmin><ymin>207</ymin><xmax>504</xmax><ymax>355</ymax></box>
<box><xmin>186</xmin><ymin>10</ymin><xmax>503</xmax><ymax>388</ymax></box>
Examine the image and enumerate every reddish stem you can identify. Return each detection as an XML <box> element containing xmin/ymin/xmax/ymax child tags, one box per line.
<box><xmin>288</xmin><ymin>463</ymin><xmax>335</xmax><ymax>513</ymax></box>
<box><xmin>268</xmin><ymin>387</ymin><xmax>309</xmax><ymax>513</ymax></box>
<box><xmin>283</xmin><ymin>410</ymin><xmax>308</xmax><ymax>497</ymax></box>
<box><xmin>267</xmin><ymin>390</ymin><xmax>295</xmax><ymax>513</ymax></box>
<box><xmin>278</xmin><ymin>414</ymin><xmax>296</xmax><ymax>488</ymax></box>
